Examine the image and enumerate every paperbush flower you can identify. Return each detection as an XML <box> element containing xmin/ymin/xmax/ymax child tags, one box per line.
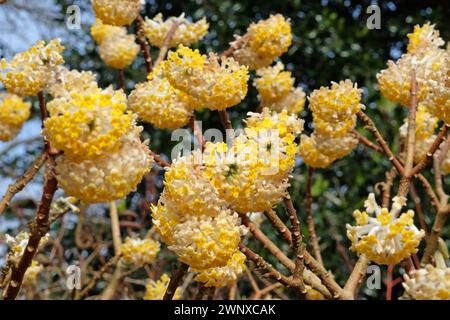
<box><xmin>299</xmin><ymin>134</ymin><xmax>335</xmax><ymax>169</ymax></box>
<box><xmin>314</xmin><ymin>133</ymin><xmax>359</xmax><ymax>160</ymax></box>
<box><xmin>232</xmin><ymin>14</ymin><xmax>292</xmax><ymax>70</ymax></box>
<box><xmin>46</xmin><ymin>66</ymin><xmax>97</xmax><ymax>98</ymax></box>
<box><xmin>90</xmin><ymin>18</ymin><xmax>127</xmax><ymax>44</ymax></box>
<box><xmin>5</xmin><ymin>232</ymin><xmax>49</xmax><ymax>259</ymax></box>
<box><xmin>144</xmin><ymin>274</ymin><xmax>182</xmax><ymax>300</ymax></box>
<box><xmin>402</xmin><ymin>265</ymin><xmax>450</xmax><ymax>300</ymax></box>
<box><xmin>0</xmin><ymin>39</ymin><xmax>64</xmax><ymax>96</ymax></box>
<box><xmin>144</xmin><ymin>13</ymin><xmax>209</xmax><ymax>48</ymax></box>
<box><xmin>0</xmin><ymin>93</ymin><xmax>31</xmax><ymax>141</ymax></box>
<box><xmin>120</xmin><ymin>237</ymin><xmax>160</xmax><ymax>266</ymax></box>
<box><xmin>346</xmin><ymin>193</ymin><xmax>425</xmax><ymax>265</ymax></box>
<box><xmin>23</xmin><ymin>261</ymin><xmax>43</xmax><ymax>286</ymax></box>
<box><xmin>128</xmin><ymin>66</ymin><xmax>195</xmax><ymax>129</ymax></box>
<box><xmin>55</xmin><ymin>126</ymin><xmax>153</xmax><ymax>203</ymax></box>
<box><xmin>98</xmin><ymin>33</ymin><xmax>139</xmax><ymax>69</ymax></box>
<box><xmin>164</xmin><ymin>45</ymin><xmax>248</xmax><ymax>111</ymax></box>
<box><xmin>424</xmin><ymin>59</ymin><xmax>450</xmax><ymax>124</ymax></box>
<box><xmin>193</xmin><ymin>251</ymin><xmax>246</xmax><ymax>287</ymax></box>
<box><xmin>92</xmin><ymin>0</ymin><xmax>141</xmax><ymax>26</ymax></box>
<box><xmin>407</xmin><ymin>22</ymin><xmax>445</xmax><ymax>55</ymax></box>
<box><xmin>44</xmin><ymin>85</ymin><xmax>133</xmax><ymax>161</ymax></box>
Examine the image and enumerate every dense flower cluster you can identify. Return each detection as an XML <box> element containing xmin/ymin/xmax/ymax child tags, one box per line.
<box><xmin>128</xmin><ymin>66</ymin><xmax>195</xmax><ymax>129</ymax></box>
<box><xmin>152</xmin><ymin>152</ymin><xmax>247</xmax><ymax>287</ymax></box>
<box><xmin>23</xmin><ymin>261</ymin><xmax>43</xmax><ymax>286</ymax></box>
<box><xmin>300</xmin><ymin>80</ymin><xmax>361</xmax><ymax>168</ymax></box>
<box><xmin>90</xmin><ymin>19</ymin><xmax>127</xmax><ymax>45</ymax></box>
<box><xmin>0</xmin><ymin>93</ymin><xmax>31</xmax><ymax>141</ymax></box>
<box><xmin>92</xmin><ymin>0</ymin><xmax>141</xmax><ymax>26</ymax></box>
<box><xmin>164</xmin><ymin>45</ymin><xmax>248</xmax><ymax>111</ymax></box>
<box><xmin>98</xmin><ymin>33</ymin><xmax>140</xmax><ymax>70</ymax></box>
<box><xmin>424</xmin><ymin>59</ymin><xmax>449</xmax><ymax>124</ymax></box>
<box><xmin>44</xmin><ymin>84</ymin><xmax>133</xmax><ymax>161</ymax></box>
<box><xmin>55</xmin><ymin>126</ymin><xmax>153</xmax><ymax>203</ymax></box>
<box><xmin>253</xmin><ymin>62</ymin><xmax>305</xmax><ymax>114</ymax></box>
<box><xmin>46</xmin><ymin>66</ymin><xmax>98</xmax><ymax>98</ymax></box>
<box><xmin>0</xmin><ymin>39</ymin><xmax>64</xmax><ymax>96</ymax></box>
<box><xmin>144</xmin><ymin>273</ymin><xmax>182</xmax><ymax>300</ymax></box>
<box><xmin>402</xmin><ymin>265</ymin><xmax>450</xmax><ymax>300</ymax></box>
<box><xmin>144</xmin><ymin>13</ymin><xmax>209</xmax><ymax>48</ymax></box>
<box><xmin>377</xmin><ymin>23</ymin><xmax>448</xmax><ymax>108</ymax></box>
<box><xmin>120</xmin><ymin>237</ymin><xmax>161</xmax><ymax>266</ymax></box>
<box><xmin>204</xmin><ymin>109</ymin><xmax>303</xmax><ymax>213</ymax></box>
<box><xmin>232</xmin><ymin>14</ymin><xmax>292</xmax><ymax>70</ymax></box>
<box><xmin>346</xmin><ymin>193</ymin><xmax>425</xmax><ymax>265</ymax></box>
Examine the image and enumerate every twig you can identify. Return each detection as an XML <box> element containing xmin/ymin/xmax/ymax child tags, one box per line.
<box><xmin>263</xmin><ymin>209</ymin><xmax>292</xmax><ymax>245</ymax></box>
<box><xmin>353</xmin><ymin>129</ymin><xmax>383</xmax><ymax>153</ymax></box>
<box><xmin>342</xmin><ymin>255</ymin><xmax>369</xmax><ymax>299</ymax></box>
<box><xmin>109</xmin><ymin>201</ymin><xmax>122</xmax><ymax>256</ymax></box>
<box><xmin>149</xmin><ymin>151</ymin><xmax>171</xmax><ymax>168</ymax></box>
<box><xmin>118</xmin><ymin>69</ymin><xmax>125</xmax><ymax>90</ymax></box>
<box><xmin>190</xmin><ymin>116</ymin><xmax>205</xmax><ymax>151</ymax></box>
<box><xmin>218</xmin><ymin>110</ymin><xmax>233</xmax><ymax>131</ymax></box>
<box><xmin>155</xmin><ymin>20</ymin><xmax>181</xmax><ymax>67</ymax></box>
<box><xmin>304</xmin><ymin>167</ymin><xmax>323</xmax><ymax>265</ymax></box>
<box><xmin>410</xmin><ymin>181</ymin><xmax>428</xmax><ymax>235</ymax></box>
<box><xmin>163</xmin><ymin>262</ymin><xmax>189</xmax><ymax>300</ymax></box>
<box><xmin>135</xmin><ymin>15</ymin><xmax>152</xmax><ymax>73</ymax></box>
<box><xmin>0</xmin><ymin>152</ymin><xmax>47</xmax><ymax>215</ymax></box>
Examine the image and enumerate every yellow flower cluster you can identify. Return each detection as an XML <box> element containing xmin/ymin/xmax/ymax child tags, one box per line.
<box><xmin>46</xmin><ymin>66</ymin><xmax>97</xmax><ymax>98</ymax></box>
<box><xmin>377</xmin><ymin>23</ymin><xmax>447</xmax><ymax>107</ymax></box>
<box><xmin>23</xmin><ymin>261</ymin><xmax>43</xmax><ymax>286</ymax></box>
<box><xmin>0</xmin><ymin>93</ymin><xmax>31</xmax><ymax>141</ymax></box>
<box><xmin>402</xmin><ymin>265</ymin><xmax>450</xmax><ymax>300</ymax></box>
<box><xmin>55</xmin><ymin>126</ymin><xmax>153</xmax><ymax>203</ymax></box>
<box><xmin>92</xmin><ymin>0</ymin><xmax>141</xmax><ymax>26</ymax></box>
<box><xmin>144</xmin><ymin>13</ymin><xmax>209</xmax><ymax>48</ymax></box>
<box><xmin>233</xmin><ymin>14</ymin><xmax>292</xmax><ymax>70</ymax></box>
<box><xmin>300</xmin><ymin>80</ymin><xmax>361</xmax><ymax>168</ymax></box>
<box><xmin>204</xmin><ymin>109</ymin><xmax>303</xmax><ymax>213</ymax></box>
<box><xmin>44</xmin><ymin>85</ymin><xmax>133</xmax><ymax>161</ymax></box>
<box><xmin>399</xmin><ymin>105</ymin><xmax>438</xmax><ymax>163</ymax></box>
<box><xmin>90</xmin><ymin>19</ymin><xmax>127</xmax><ymax>45</ymax></box>
<box><xmin>164</xmin><ymin>45</ymin><xmax>248</xmax><ymax>111</ymax></box>
<box><xmin>346</xmin><ymin>193</ymin><xmax>425</xmax><ymax>265</ymax></box>
<box><xmin>144</xmin><ymin>273</ymin><xmax>182</xmax><ymax>300</ymax></box>
<box><xmin>120</xmin><ymin>237</ymin><xmax>160</xmax><ymax>266</ymax></box>
<box><xmin>128</xmin><ymin>66</ymin><xmax>195</xmax><ymax>129</ymax></box>
<box><xmin>0</xmin><ymin>39</ymin><xmax>64</xmax><ymax>96</ymax></box>
<box><xmin>6</xmin><ymin>232</ymin><xmax>49</xmax><ymax>260</ymax></box>
<box><xmin>253</xmin><ymin>62</ymin><xmax>305</xmax><ymax>114</ymax></box>
<box><xmin>424</xmin><ymin>58</ymin><xmax>449</xmax><ymax>124</ymax></box>
<box><xmin>152</xmin><ymin>152</ymin><xmax>247</xmax><ymax>287</ymax></box>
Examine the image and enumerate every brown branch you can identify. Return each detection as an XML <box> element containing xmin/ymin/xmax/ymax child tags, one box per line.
<box><xmin>263</xmin><ymin>209</ymin><xmax>292</xmax><ymax>245</ymax></box>
<box><xmin>118</xmin><ymin>69</ymin><xmax>125</xmax><ymax>90</ymax></box>
<box><xmin>218</xmin><ymin>110</ymin><xmax>233</xmax><ymax>131</ymax></box>
<box><xmin>190</xmin><ymin>116</ymin><xmax>205</xmax><ymax>151</ymax></box>
<box><xmin>343</xmin><ymin>255</ymin><xmax>369</xmax><ymax>299</ymax></box>
<box><xmin>3</xmin><ymin>158</ymin><xmax>58</xmax><ymax>300</ymax></box>
<box><xmin>421</xmin><ymin>207</ymin><xmax>450</xmax><ymax>265</ymax></box>
<box><xmin>382</xmin><ymin>167</ymin><xmax>397</xmax><ymax>207</ymax></box>
<box><xmin>163</xmin><ymin>262</ymin><xmax>188</xmax><ymax>300</ymax></box>
<box><xmin>352</xmin><ymin>129</ymin><xmax>383</xmax><ymax>153</ymax></box>
<box><xmin>304</xmin><ymin>167</ymin><xmax>323</xmax><ymax>265</ymax></box>
<box><xmin>155</xmin><ymin>20</ymin><xmax>180</xmax><ymax>67</ymax></box>
<box><xmin>0</xmin><ymin>152</ymin><xmax>47</xmax><ymax>215</ymax></box>
<box><xmin>415</xmin><ymin>173</ymin><xmax>440</xmax><ymax>210</ymax></box>
<box><xmin>149</xmin><ymin>150</ymin><xmax>171</xmax><ymax>168</ymax></box>
<box><xmin>410</xmin><ymin>181</ymin><xmax>428</xmax><ymax>236</ymax></box>
<box><xmin>135</xmin><ymin>15</ymin><xmax>152</xmax><ymax>73</ymax></box>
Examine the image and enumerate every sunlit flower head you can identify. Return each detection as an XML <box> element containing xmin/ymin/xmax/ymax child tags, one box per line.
<box><xmin>23</xmin><ymin>261</ymin><xmax>43</xmax><ymax>286</ymax></box>
<box><xmin>46</xmin><ymin>66</ymin><xmax>97</xmax><ymax>98</ymax></box>
<box><xmin>121</xmin><ymin>237</ymin><xmax>160</xmax><ymax>266</ymax></box>
<box><xmin>144</xmin><ymin>273</ymin><xmax>182</xmax><ymax>300</ymax></box>
<box><xmin>164</xmin><ymin>45</ymin><xmax>248</xmax><ymax>111</ymax></box>
<box><xmin>254</xmin><ymin>62</ymin><xmax>294</xmax><ymax>103</ymax></box>
<box><xmin>346</xmin><ymin>193</ymin><xmax>425</xmax><ymax>265</ymax></box>
<box><xmin>402</xmin><ymin>265</ymin><xmax>450</xmax><ymax>300</ymax></box>
<box><xmin>98</xmin><ymin>33</ymin><xmax>139</xmax><ymax>69</ymax></box>
<box><xmin>92</xmin><ymin>0</ymin><xmax>141</xmax><ymax>26</ymax></box>
<box><xmin>299</xmin><ymin>134</ymin><xmax>335</xmax><ymax>169</ymax></box>
<box><xmin>424</xmin><ymin>57</ymin><xmax>450</xmax><ymax>124</ymax></box>
<box><xmin>90</xmin><ymin>18</ymin><xmax>127</xmax><ymax>44</ymax></box>
<box><xmin>0</xmin><ymin>93</ymin><xmax>31</xmax><ymax>141</ymax></box>
<box><xmin>144</xmin><ymin>13</ymin><xmax>209</xmax><ymax>48</ymax></box>
<box><xmin>0</xmin><ymin>39</ymin><xmax>64</xmax><ymax>96</ymax></box>
<box><xmin>407</xmin><ymin>23</ymin><xmax>445</xmax><ymax>55</ymax></box>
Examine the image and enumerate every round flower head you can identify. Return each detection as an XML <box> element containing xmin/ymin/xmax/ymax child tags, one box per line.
<box><xmin>128</xmin><ymin>66</ymin><xmax>195</xmax><ymax>129</ymax></box>
<box><xmin>314</xmin><ymin>133</ymin><xmax>358</xmax><ymax>160</ymax></box>
<box><xmin>262</xmin><ymin>87</ymin><xmax>306</xmax><ymax>115</ymax></box>
<box><xmin>313</xmin><ymin>114</ymin><xmax>357</xmax><ymax>138</ymax></box>
<box><xmin>194</xmin><ymin>251</ymin><xmax>246</xmax><ymax>288</ymax></box>
<box><xmin>120</xmin><ymin>237</ymin><xmax>160</xmax><ymax>266</ymax></box>
<box><xmin>98</xmin><ymin>33</ymin><xmax>139</xmax><ymax>69</ymax></box>
<box><xmin>144</xmin><ymin>273</ymin><xmax>182</xmax><ymax>300</ymax></box>
<box><xmin>0</xmin><ymin>39</ymin><xmax>64</xmax><ymax>96</ymax></box>
<box><xmin>55</xmin><ymin>126</ymin><xmax>153</xmax><ymax>203</ymax></box>
<box><xmin>91</xmin><ymin>18</ymin><xmax>127</xmax><ymax>44</ymax></box>
<box><xmin>407</xmin><ymin>23</ymin><xmax>445</xmax><ymax>55</ymax></box>
<box><xmin>346</xmin><ymin>193</ymin><xmax>425</xmax><ymax>265</ymax></box>
<box><xmin>299</xmin><ymin>134</ymin><xmax>335</xmax><ymax>169</ymax></box>
<box><xmin>424</xmin><ymin>58</ymin><xmax>450</xmax><ymax>124</ymax></box>
<box><xmin>6</xmin><ymin>232</ymin><xmax>49</xmax><ymax>259</ymax></box>
<box><xmin>164</xmin><ymin>45</ymin><xmax>248</xmax><ymax>111</ymax></box>
<box><xmin>402</xmin><ymin>265</ymin><xmax>450</xmax><ymax>300</ymax></box>
<box><xmin>144</xmin><ymin>13</ymin><xmax>209</xmax><ymax>48</ymax></box>
<box><xmin>168</xmin><ymin>211</ymin><xmax>246</xmax><ymax>270</ymax></box>
<box><xmin>254</xmin><ymin>62</ymin><xmax>294</xmax><ymax>103</ymax></box>
<box><xmin>309</xmin><ymin>80</ymin><xmax>363</xmax><ymax>125</ymax></box>
<box><xmin>0</xmin><ymin>93</ymin><xmax>31</xmax><ymax>141</ymax></box>
<box><xmin>411</xmin><ymin>104</ymin><xmax>439</xmax><ymax>140</ymax></box>
<box><xmin>46</xmin><ymin>66</ymin><xmax>97</xmax><ymax>98</ymax></box>
<box><xmin>377</xmin><ymin>51</ymin><xmax>446</xmax><ymax>107</ymax></box>
<box><xmin>92</xmin><ymin>0</ymin><xmax>141</xmax><ymax>26</ymax></box>
<box><xmin>44</xmin><ymin>85</ymin><xmax>133</xmax><ymax>161</ymax></box>
<box><xmin>233</xmin><ymin>14</ymin><xmax>292</xmax><ymax>70</ymax></box>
